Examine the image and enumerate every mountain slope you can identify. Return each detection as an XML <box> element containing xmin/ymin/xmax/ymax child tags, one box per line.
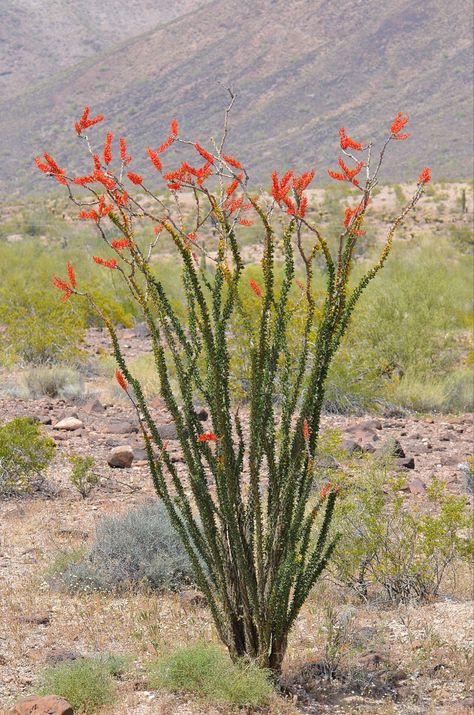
<box><xmin>2</xmin><ymin>0</ymin><xmax>472</xmax><ymax>194</ymax></box>
<box><xmin>0</xmin><ymin>0</ymin><xmax>208</xmax><ymax>98</ymax></box>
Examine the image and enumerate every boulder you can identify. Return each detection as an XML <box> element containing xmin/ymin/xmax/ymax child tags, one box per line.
<box><xmin>107</xmin><ymin>445</ymin><xmax>134</xmax><ymax>468</ymax></box>
<box><xmin>6</xmin><ymin>695</ymin><xmax>73</xmax><ymax>715</ymax></box>
<box><xmin>53</xmin><ymin>417</ymin><xmax>83</xmax><ymax>431</ymax></box>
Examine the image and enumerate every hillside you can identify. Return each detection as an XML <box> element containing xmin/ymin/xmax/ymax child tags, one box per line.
<box><xmin>0</xmin><ymin>0</ymin><xmax>207</xmax><ymax>98</ymax></box>
<box><xmin>1</xmin><ymin>0</ymin><xmax>473</xmax><ymax>195</ymax></box>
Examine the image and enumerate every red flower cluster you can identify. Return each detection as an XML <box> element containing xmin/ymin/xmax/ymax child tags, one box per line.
<box><xmin>103</xmin><ymin>132</ymin><xmax>114</xmax><ymax>165</ymax></box>
<box><xmin>147</xmin><ymin>147</ymin><xmax>163</xmax><ymax>171</ymax></box>
<box><xmin>302</xmin><ymin>418</ymin><xmax>310</xmax><ymax>441</ymax></box>
<box><xmin>75</xmin><ymin>106</ymin><xmax>104</xmax><ymax>135</ymax></box>
<box><xmin>339</xmin><ymin>127</ymin><xmax>363</xmax><ymax>151</ymax></box>
<box><xmin>343</xmin><ymin>200</ymin><xmax>366</xmax><ymax>234</ymax></box>
<box><xmin>390</xmin><ymin>112</ymin><xmax>411</xmax><ymax>140</ymax></box>
<box><xmin>162</xmin><ymin>159</ymin><xmax>213</xmax><ymax>191</ymax></box>
<box><xmin>249</xmin><ymin>278</ymin><xmax>262</xmax><ymax>297</ymax></box>
<box><xmin>79</xmin><ymin>194</ymin><xmax>114</xmax><ymax>222</ymax></box>
<box><xmin>93</xmin><ymin>256</ymin><xmax>118</xmax><ymax>269</ymax></box>
<box><xmin>119</xmin><ymin>137</ymin><xmax>132</xmax><ymax>165</ymax></box>
<box><xmin>271</xmin><ymin>169</ymin><xmax>314</xmax><ymax>217</ymax></box>
<box><xmin>225</xmin><ymin>174</ymin><xmax>243</xmax><ymax>196</ymax></box>
<box><xmin>127</xmin><ymin>171</ymin><xmax>143</xmax><ymax>185</ymax></box>
<box><xmin>194</xmin><ymin>143</ymin><xmax>215</xmax><ymax>164</ymax></box>
<box><xmin>418</xmin><ymin>167</ymin><xmax>431</xmax><ymax>184</ymax></box>
<box><xmin>52</xmin><ymin>262</ymin><xmax>76</xmax><ymax>301</ymax></box>
<box><xmin>328</xmin><ymin>157</ymin><xmax>364</xmax><ymax>185</ymax></box>
<box><xmin>115</xmin><ymin>369</ymin><xmax>128</xmax><ymax>391</ymax></box>
<box><xmin>319</xmin><ymin>482</ymin><xmax>331</xmax><ymax>500</ymax></box>
<box><xmin>222</xmin><ymin>153</ymin><xmax>242</xmax><ymax>169</ymax></box>
<box><xmin>111</xmin><ymin>238</ymin><xmax>131</xmax><ymax>249</ymax></box>
<box><xmin>198</xmin><ymin>433</ymin><xmax>219</xmax><ymax>441</ymax></box>
<box><xmin>35</xmin><ymin>153</ymin><xmax>67</xmax><ymax>185</ymax></box>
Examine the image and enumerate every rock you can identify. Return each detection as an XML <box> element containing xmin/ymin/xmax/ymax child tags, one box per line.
<box><xmin>36</xmin><ymin>415</ymin><xmax>52</xmax><ymax>425</ymax></box>
<box><xmin>358</xmin><ymin>648</ymin><xmax>388</xmax><ymax>670</ymax></box>
<box><xmin>408</xmin><ymin>477</ymin><xmax>425</xmax><ymax>494</ymax></box>
<box><xmin>179</xmin><ymin>589</ymin><xmax>207</xmax><ymax>608</ymax></box>
<box><xmin>157</xmin><ymin>423</ymin><xmax>179</xmax><ymax>440</ymax></box>
<box><xmin>195</xmin><ymin>406</ymin><xmax>209</xmax><ymax>422</ymax></box>
<box><xmin>108</xmin><ymin>445</ymin><xmax>134</xmax><ymax>468</ymax></box>
<box><xmin>44</xmin><ymin>647</ymin><xmax>80</xmax><ymax>665</ymax></box>
<box><xmin>53</xmin><ymin>417</ymin><xmax>83</xmax><ymax>431</ymax></box>
<box><xmin>83</xmin><ymin>398</ymin><xmax>105</xmax><ymax>414</ymax></box>
<box><xmin>6</xmin><ymin>695</ymin><xmax>73</xmax><ymax>715</ymax></box>
<box><xmin>341</xmin><ymin>439</ymin><xmax>364</xmax><ymax>456</ymax></box>
<box><xmin>133</xmin><ymin>447</ymin><xmax>148</xmax><ymax>461</ymax></box>
<box><xmin>377</xmin><ymin>438</ymin><xmax>405</xmax><ymax>458</ymax></box>
<box><xmin>314</xmin><ymin>454</ymin><xmax>340</xmax><ymax>470</ymax></box>
<box><xmin>96</xmin><ymin>420</ymin><xmax>138</xmax><ymax>435</ymax></box>
<box><xmin>18</xmin><ymin>611</ymin><xmax>50</xmax><ymax>625</ymax></box>
<box><xmin>397</xmin><ymin>456</ymin><xmax>415</xmax><ymax>469</ymax></box>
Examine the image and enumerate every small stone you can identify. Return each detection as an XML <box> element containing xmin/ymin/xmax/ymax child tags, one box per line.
<box><xmin>342</xmin><ymin>439</ymin><xmax>364</xmax><ymax>456</ymax></box>
<box><xmin>96</xmin><ymin>420</ymin><xmax>138</xmax><ymax>435</ymax></box>
<box><xmin>107</xmin><ymin>445</ymin><xmax>134</xmax><ymax>468</ymax></box>
<box><xmin>83</xmin><ymin>398</ymin><xmax>105</xmax><ymax>414</ymax></box>
<box><xmin>53</xmin><ymin>417</ymin><xmax>83</xmax><ymax>431</ymax></box>
<box><xmin>18</xmin><ymin>612</ymin><xmax>50</xmax><ymax>625</ymax></box>
<box><xmin>398</xmin><ymin>456</ymin><xmax>415</xmax><ymax>469</ymax></box>
<box><xmin>195</xmin><ymin>407</ymin><xmax>209</xmax><ymax>422</ymax></box>
<box><xmin>157</xmin><ymin>423</ymin><xmax>179</xmax><ymax>440</ymax></box>
<box><xmin>6</xmin><ymin>695</ymin><xmax>73</xmax><ymax>715</ymax></box>
<box><xmin>408</xmin><ymin>477</ymin><xmax>425</xmax><ymax>494</ymax></box>
<box><xmin>378</xmin><ymin>438</ymin><xmax>405</xmax><ymax>458</ymax></box>
<box><xmin>179</xmin><ymin>589</ymin><xmax>207</xmax><ymax>608</ymax></box>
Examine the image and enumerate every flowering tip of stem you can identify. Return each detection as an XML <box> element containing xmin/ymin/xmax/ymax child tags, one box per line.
<box><xmin>418</xmin><ymin>167</ymin><xmax>431</xmax><ymax>184</ymax></box>
<box><xmin>249</xmin><ymin>278</ymin><xmax>262</xmax><ymax>297</ymax></box>
<box><xmin>115</xmin><ymin>369</ymin><xmax>128</xmax><ymax>391</ymax></box>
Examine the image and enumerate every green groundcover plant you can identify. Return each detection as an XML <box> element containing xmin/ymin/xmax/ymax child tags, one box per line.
<box><xmin>36</xmin><ymin>100</ymin><xmax>428</xmax><ymax>671</ymax></box>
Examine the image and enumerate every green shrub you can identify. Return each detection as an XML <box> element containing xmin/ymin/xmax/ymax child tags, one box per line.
<box><xmin>24</xmin><ymin>367</ymin><xmax>85</xmax><ymax>399</ymax></box>
<box><xmin>0</xmin><ymin>417</ymin><xmax>55</xmax><ymax>495</ymax></box>
<box><xmin>147</xmin><ymin>642</ymin><xmax>273</xmax><ymax>707</ymax></box>
<box><xmin>68</xmin><ymin>454</ymin><xmax>99</xmax><ymax>498</ymax></box>
<box><xmin>333</xmin><ymin>461</ymin><xmax>474</xmax><ymax>603</ymax></box>
<box><xmin>39</xmin><ymin>656</ymin><xmax>122</xmax><ymax>712</ymax></box>
<box><xmin>57</xmin><ymin>501</ymin><xmax>194</xmax><ymax>592</ymax></box>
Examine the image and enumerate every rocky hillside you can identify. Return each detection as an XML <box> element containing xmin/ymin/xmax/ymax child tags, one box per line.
<box><xmin>1</xmin><ymin>0</ymin><xmax>472</xmax><ymax>195</ymax></box>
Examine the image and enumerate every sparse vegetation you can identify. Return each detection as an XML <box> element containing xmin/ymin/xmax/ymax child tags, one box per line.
<box><xmin>147</xmin><ymin>642</ymin><xmax>273</xmax><ymax>706</ymax></box>
<box><xmin>39</xmin><ymin>655</ymin><xmax>125</xmax><ymax>712</ymax></box>
<box><xmin>57</xmin><ymin>501</ymin><xmax>194</xmax><ymax>593</ymax></box>
<box><xmin>68</xmin><ymin>454</ymin><xmax>99</xmax><ymax>498</ymax></box>
<box><xmin>0</xmin><ymin>417</ymin><xmax>55</xmax><ymax>496</ymax></box>
<box><xmin>333</xmin><ymin>461</ymin><xmax>474</xmax><ymax>603</ymax></box>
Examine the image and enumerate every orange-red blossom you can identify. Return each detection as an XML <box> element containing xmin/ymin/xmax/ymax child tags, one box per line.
<box><xmin>75</xmin><ymin>106</ymin><xmax>104</xmax><ymax>135</ymax></box>
<box><xmin>52</xmin><ymin>262</ymin><xmax>76</xmax><ymax>301</ymax></box>
<box><xmin>390</xmin><ymin>112</ymin><xmax>411</xmax><ymax>140</ymax></box>
<box><xmin>115</xmin><ymin>369</ymin><xmax>128</xmax><ymax>391</ymax></box>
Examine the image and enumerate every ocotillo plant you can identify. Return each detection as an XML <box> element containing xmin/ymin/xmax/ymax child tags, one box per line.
<box><xmin>36</xmin><ymin>99</ymin><xmax>429</xmax><ymax>671</ymax></box>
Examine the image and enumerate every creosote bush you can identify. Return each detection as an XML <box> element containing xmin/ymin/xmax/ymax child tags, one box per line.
<box><xmin>332</xmin><ymin>462</ymin><xmax>474</xmax><ymax>603</ymax></box>
<box><xmin>147</xmin><ymin>641</ymin><xmax>273</xmax><ymax>706</ymax></box>
<box><xmin>0</xmin><ymin>417</ymin><xmax>55</xmax><ymax>496</ymax></box>
<box><xmin>68</xmin><ymin>453</ymin><xmax>99</xmax><ymax>498</ymax></box>
<box><xmin>37</xmin><ymin>100</ymin><xmax>428</xmax><ymax>671</ymax></box>
<box><xmin>57</xmin><ymin>501</ymin><xmax>194</xmax><ymax>592</ymax></box>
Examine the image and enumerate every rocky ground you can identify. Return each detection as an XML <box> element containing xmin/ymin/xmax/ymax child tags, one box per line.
<box><xmin>0</xmin><ymin>327</ymin><xmax>473</xmax><ymax>714</ymax></box>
